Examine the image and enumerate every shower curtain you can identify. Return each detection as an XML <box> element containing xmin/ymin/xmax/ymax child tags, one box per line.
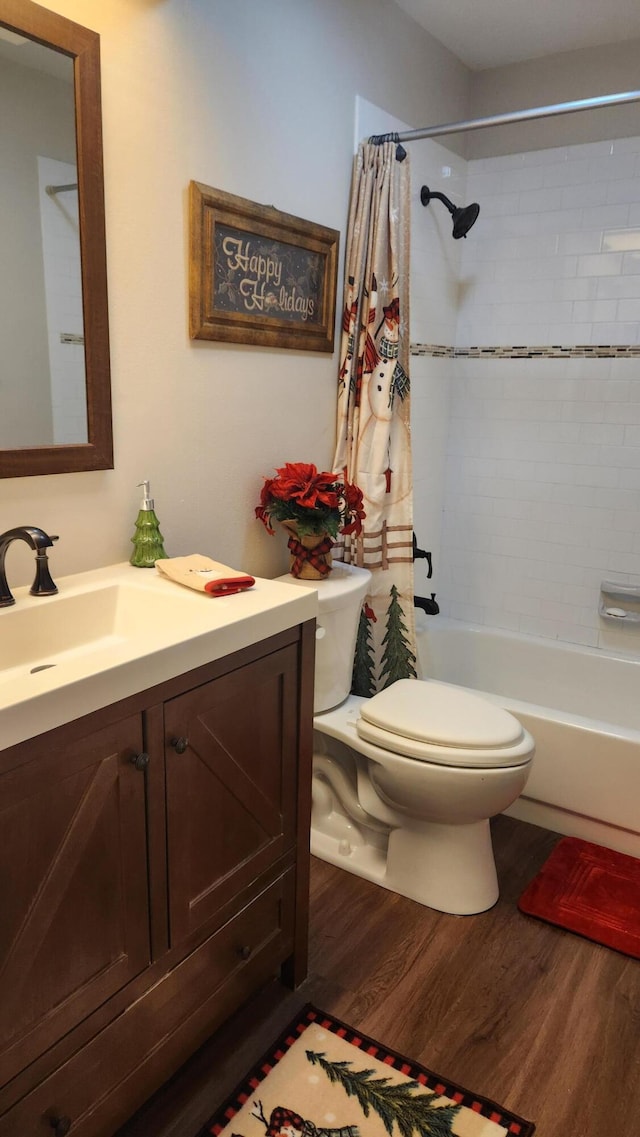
<box><xmin>333</xmin><ymin>137</ymin><xmax>417</xmax><ymax>695</ymax></box>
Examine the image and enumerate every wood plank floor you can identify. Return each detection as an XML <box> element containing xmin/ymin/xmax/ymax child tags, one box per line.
<box><xmin>117</xmin><ymin>816</ymin><xmax>640</xmax><ymax>1137</ymax></box>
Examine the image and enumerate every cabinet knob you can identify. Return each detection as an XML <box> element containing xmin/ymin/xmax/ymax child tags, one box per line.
<box><xmin>129</xmin><ymin>751</ymin><xmax>150</xmax><ymax>771</ymax></box>
<box><xmin>49</xmin><ymin>1117</ymin><xmax>72</xmax><ymax>1136</ymax></box>
<box><xmin>237</xmin><ymin>945</ymin><xmax>252</xmax><ymax>960</ymax></box>
<box><xmin>170</xmin><ymin>737</ymin><xmax>189</xmax><ymax>754</ymax></box>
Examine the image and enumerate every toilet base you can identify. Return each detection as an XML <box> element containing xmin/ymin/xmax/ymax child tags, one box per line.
<box><xmin>310</xmin><ymin>826</ymin><xmax>389</xmax><ymax>888</ymax></box>
<box><xmin>311</xmin><ymin>815</ymin><xmax>499</xmax><ymax>915</ymax></box>
<box><xmin>385</xmin><ymin>818</ymin><xmax>499</xmax><ymax>914</ymax></box>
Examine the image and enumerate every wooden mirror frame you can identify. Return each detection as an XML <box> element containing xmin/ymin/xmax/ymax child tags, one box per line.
<box><xmin>0</xmin><ymin>0</ymin><xmax>113</xmax><ymax>478</ymax></box>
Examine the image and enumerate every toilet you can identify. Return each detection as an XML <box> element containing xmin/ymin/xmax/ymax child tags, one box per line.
<box><xmin>282</xmin><ymin>562</ymin><xmax>534</xmax><ymax>915</ymax></box>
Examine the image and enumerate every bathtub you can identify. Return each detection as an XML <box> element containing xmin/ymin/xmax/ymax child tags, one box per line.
<box><xmin>417</xmin><ymin>617</ymin><xmax>640</xmax><ymax>857</ymax></box>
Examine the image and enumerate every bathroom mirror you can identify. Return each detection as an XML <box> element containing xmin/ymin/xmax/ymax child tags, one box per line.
<box><xmin>0</xmin><ymin>0</ymin><xmax>112</xmax><ymax>477</ymax></box>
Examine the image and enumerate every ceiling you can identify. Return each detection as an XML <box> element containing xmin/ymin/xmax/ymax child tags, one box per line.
<box><xmin>393</xmin><ymin>0</ymin><xmax>640</xmax><ymax>70</ymax></box>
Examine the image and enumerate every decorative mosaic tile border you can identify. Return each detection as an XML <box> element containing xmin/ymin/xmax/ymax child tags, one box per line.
<box><xmin>411</xmin><ymin>343</ymin><xmax>455</xmax><ymax>357</ymax></box>
<box><xmin>410</xmin><ymin>343</ymin><xmax>640</xmax><ymax>359</ymax></box>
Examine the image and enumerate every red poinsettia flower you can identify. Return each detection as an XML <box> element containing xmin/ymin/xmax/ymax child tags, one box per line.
<box><xmin>254</xmin><ymin>475</ymin><xmax>279</xmax><ymax>533</ymax></box>
<box><xmin>255</xmin><ymin>461</ymin><xmax>365</xmax><ymax>539</ymax></box>
<box><xmin>269</xmin><ymin>463</ymin><xmax>339</xmax><ymax>511</ymax></box>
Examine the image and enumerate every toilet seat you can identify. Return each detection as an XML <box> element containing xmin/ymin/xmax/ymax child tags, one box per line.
<box><xmin>356</xmin><ymin>679</ymin><xmax>531</xmax><ymax>768</ymax></box>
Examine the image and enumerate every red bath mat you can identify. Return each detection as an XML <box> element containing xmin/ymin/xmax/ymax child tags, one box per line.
<box><xmin>518</xmin><ymin>836</ymin><xmax>640</xmax><ymax>958</ymax></box>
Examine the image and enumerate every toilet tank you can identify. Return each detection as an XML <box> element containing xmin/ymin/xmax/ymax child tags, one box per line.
<box><xmin>277</xmin><ymin>563</ymin><xmax>371</xmax><ymax>712</ymax></box>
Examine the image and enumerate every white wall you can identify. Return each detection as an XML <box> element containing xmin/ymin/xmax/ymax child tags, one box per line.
<box><xmin>438</xmin><ymin>136</ymin><xmax>640</xmax><ymax>652</ymax></box>
<box><xmin>0</xmin><ymin>0</ymin><xmax>469</xmax><ymax>588</ymax></box>
<box><xmin>409</xmin><ymin>141</ymin><xmax>466</xmax><ymax>613</ymax></box>
<box><xmin>458</xmin><ymin>139</ymin><xmax>640</xmax><ymax>348</ymax></box>
<box><xmin>467</xmin><ymin>38</ymin><xmax>640</xmax><ymax>157</ymax></box>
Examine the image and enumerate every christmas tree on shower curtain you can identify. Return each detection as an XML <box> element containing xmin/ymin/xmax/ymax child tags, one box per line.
<box><xmin>333</xmin><ymin>137</ymin><xmax>417</xmax><ymax>692</ymax></box>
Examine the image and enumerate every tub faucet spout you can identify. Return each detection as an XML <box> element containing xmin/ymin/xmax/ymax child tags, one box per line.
<box><xmin>415</xmin><ymin>592</ymin><xmax>439</xmax><ymax>615</ymax></box>
<box><xmin>0</xmin><ymin>527</ymin><xmax>59</xmax><ymax>608</ymax></box>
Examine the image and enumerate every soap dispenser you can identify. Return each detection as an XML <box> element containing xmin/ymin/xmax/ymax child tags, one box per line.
<box><xmin>130</xmin><ymin>480</ymin><xmax>168</xmax><ymax>567</ymax></box>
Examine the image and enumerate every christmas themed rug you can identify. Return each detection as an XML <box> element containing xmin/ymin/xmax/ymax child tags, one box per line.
<box><xmin>518</xmin><ymin>836</ymin><xmax>640</xmax><ymax>958</ymax></box>
<box><xmin>200</xmin><ymin>1004</ymin><xmax>535</xmax><ymax>1137</ymax></box>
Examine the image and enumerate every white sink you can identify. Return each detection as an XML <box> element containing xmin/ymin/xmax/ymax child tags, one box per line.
<box><xmin>0</xmin><ymin>562</ymin><xmax>318</xmax><ymax>750</ymax></box>
<box><xmin>0</xmin><ymin>582</ymin><xmax>193</xmax><ymax>679</ymax></box>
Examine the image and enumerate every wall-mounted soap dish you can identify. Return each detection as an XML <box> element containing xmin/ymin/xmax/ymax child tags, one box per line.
<box><xmin>599</xmin><ymin>580</ymin><xmax>640</xmax><ymax>625</ymax></box>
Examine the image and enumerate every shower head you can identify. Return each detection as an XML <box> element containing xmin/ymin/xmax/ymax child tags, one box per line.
<box><xmin>421</xmin><ymin>185</ymin><xmax>480</xmax><ymax>239</ymax></box>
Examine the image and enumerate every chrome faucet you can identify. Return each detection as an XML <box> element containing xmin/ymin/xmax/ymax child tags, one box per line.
<box><xmin>0</xmin><ymin>527</ymin><xmax>59</xmax><ymax>608</ymax></box>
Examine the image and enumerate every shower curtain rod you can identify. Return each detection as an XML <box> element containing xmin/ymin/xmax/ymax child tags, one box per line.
<box><xmin>394</xmin><ymin>90</ymin><xmax>640</xmax><ymax>142</ymax></box>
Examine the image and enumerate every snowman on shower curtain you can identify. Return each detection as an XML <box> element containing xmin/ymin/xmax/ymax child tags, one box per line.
<box><xmin>353</xmin><ymin>281</ymin><xmax>416</xmax><ymax>693</ymax></box>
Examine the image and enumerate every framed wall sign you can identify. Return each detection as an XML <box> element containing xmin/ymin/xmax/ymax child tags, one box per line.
<box><xmin>189</xmin><ymin>182</ymin><xmax>339</xmax><ymax>352</ymax></box>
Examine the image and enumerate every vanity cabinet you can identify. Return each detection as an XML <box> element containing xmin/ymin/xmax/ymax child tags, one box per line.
<box><xmin>164</xmin><ymin>644</ymin><xmax>298</xmax><ymax>948</ymax></box>
<box><xmin>0</xmin><ymin>716</ymin><xmax>150</xmax><ymax>1090</ymax></box>
<box><xmin>0</xmin><ymin>622</ymin><xmax>314</xmax><ymax>1137</ymax></box>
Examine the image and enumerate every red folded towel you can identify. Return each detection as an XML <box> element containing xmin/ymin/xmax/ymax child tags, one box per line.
<box><xmin>204</xmin><ymin>574</ymin><xmax>256</xmax><ymax>596</ymax></box>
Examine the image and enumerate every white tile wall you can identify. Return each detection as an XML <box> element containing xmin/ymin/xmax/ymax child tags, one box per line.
<box><xmin>458</xmin><ymin>136</ymin><xmax>640</xmax><ymax>348</ymax></box>
<box><xmin>435</xmin><ymin>137</ymin><xmax>640</xmax><ymax>650</ymax></box>
<box><xmin>411</xmin><ymin>353</ymin><xmax>452</xmax><ymax>606</ymax></box>
<box><xmin>440</xmin><ymin>355</ymin><xmax>640</xmax><ymax>649</ymax></box>
<box><xmin>410</xmin><ymin>140</ymin><xmax>466</xmax><ymax>346</ymax></box>
<box><xmin>409</xmin><ymin>139</ymin><xmax>465</xmax><ymax>602</ymax></box>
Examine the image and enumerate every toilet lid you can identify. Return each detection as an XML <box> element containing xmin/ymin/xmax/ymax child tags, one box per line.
<box><xmin>358</xmin><ymin>679</ymin><xmax>524</xmax><ymax>750</ymax></box>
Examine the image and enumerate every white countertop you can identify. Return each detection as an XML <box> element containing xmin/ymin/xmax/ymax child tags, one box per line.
<box><xmin>0</xmin><ymin>562</ymin><xmax>318</xmax><ymax>751</ymax></box>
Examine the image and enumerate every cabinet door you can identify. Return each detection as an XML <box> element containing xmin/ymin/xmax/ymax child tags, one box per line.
<box><xmin>0</xmin><ymin>716</ymin><xmax>150</xmax><ymax>1087</ymax></box>
<box><xmin>165</xmin><ymin>644</ymin><xmax>298</xmax><ymax>946</ymax></box>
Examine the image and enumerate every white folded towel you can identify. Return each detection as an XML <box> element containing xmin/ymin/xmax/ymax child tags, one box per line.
<box><xmin>155</xmin><ymin>554</ymin><xmax>255</xmax><ymax>596</ymax></box>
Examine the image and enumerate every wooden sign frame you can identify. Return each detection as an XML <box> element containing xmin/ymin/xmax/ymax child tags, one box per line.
<box><xmin>189</xmin><ymin>182</ymin><xmax>339</xmax><ymax>353</ymax></box>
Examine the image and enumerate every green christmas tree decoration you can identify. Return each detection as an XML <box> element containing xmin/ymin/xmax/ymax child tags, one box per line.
<box><xmin>380</xmin><ymin>584</ymin><xmax>417</xmax><ymax>688</ymax></box>
<box><xmin>130</xmin><ymin>480</ymin><xmax>168</xmax><ymax>568</ymax></box>
<box><xmin>130</xmin><ymin>507</ymin><xmax>168</xmax><ymax>567</ymax></box>
<box><xmin>352</xmin><ymin>605</ymin><xmax>376</xmax><ymax>697</ymax></box>
<box><xmin>305</xmin><ymin>1050</ymin><xmax>462</xmax><ymax>1137</ymax></box>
